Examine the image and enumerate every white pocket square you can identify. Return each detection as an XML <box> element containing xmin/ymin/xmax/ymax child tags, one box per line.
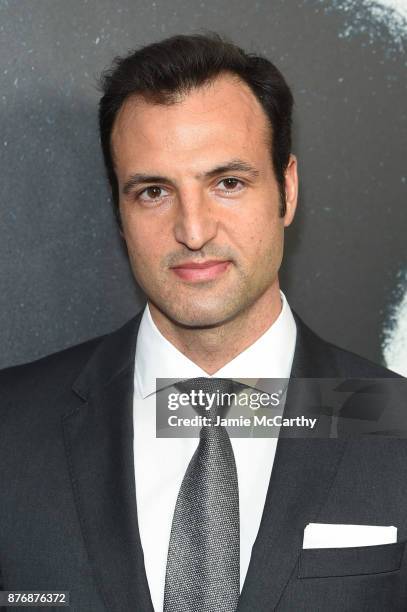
<box><xmin>303</xmin><ymin>523</ymin><xmax>397</xmax><ymax>549</ymax></box>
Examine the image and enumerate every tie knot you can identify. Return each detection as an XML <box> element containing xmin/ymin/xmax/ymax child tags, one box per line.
<box><xmin>174</xmin><ymin>377</ymin><xmax>238</xmax><ymax>419</ymax></box>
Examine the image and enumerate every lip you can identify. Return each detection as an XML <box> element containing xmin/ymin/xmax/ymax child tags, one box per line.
<box><xmin>171</xmin><ymin>260</ymin><xmax>231</xmax><ymax>282</ymax></box>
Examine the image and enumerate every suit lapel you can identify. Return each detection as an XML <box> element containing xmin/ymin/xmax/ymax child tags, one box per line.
<box><xmin>62</xmin><ymin>313</ymin><xmax>154</xmax><ymax>612</ymax></box>
<box><xmin>62</xmin><ymin>308</ymin><xmax>348</xmax><ymax>612</ymax></box>
<box><xmin>237</xmin><ymin>312</ymin><xmax>348</xmax><ymax>611</ymax></box>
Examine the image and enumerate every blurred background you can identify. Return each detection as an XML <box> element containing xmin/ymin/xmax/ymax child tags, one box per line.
<box><xmin>0</xmin><ymin>0</ymin><xmax>406</xmax><ymax>373</ymax></box>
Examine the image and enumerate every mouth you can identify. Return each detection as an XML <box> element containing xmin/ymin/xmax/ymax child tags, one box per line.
<box><xmin>170</xmin><ymin>260</ymin><xmax>231</xmax><ymax>282</ymax></box>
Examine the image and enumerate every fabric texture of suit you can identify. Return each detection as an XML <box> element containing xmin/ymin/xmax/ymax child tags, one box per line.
<box><xmin>0</xmin><ymin>309</ymin><xmax>406</xmax><ymax>612</ymax></box>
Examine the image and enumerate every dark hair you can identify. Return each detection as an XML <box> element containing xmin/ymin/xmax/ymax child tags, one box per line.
<box><xmin>98</xmin><ymin>33</ymin><xmax>294</xmax><ymax>225</ymax></box>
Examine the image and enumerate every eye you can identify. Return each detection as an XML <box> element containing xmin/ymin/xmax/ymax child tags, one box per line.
<box><xmin>216</xmin><ymin>177</ymin><xmax>245</xmax><ymax>193</ymax></box>
<box><xmin>137</xmin><ymin>185</ymin><xmax>170</xmax><ymax>203</ymax></box>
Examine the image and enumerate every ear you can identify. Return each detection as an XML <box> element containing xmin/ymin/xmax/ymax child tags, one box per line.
<box><xmin>283</xmin><ymin>154</ymin><xmax>298</xmax><ymax>227</ymax></box>
<box><xmin>116</xmin><ymin>203</ymin><xmax>126</xmax><ymax>239</ymax></box>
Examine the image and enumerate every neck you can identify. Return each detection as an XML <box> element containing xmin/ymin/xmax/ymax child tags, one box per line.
<box><xmin>148</xmin><ymin>283</ymin><xmax>283</xmax><ymax>375</ymax></box>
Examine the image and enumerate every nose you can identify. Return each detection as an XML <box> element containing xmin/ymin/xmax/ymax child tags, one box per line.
<box><xmin>173</xmin><ymin>189</ymin><xmax>218</xmax><ymax>250</ymax></box>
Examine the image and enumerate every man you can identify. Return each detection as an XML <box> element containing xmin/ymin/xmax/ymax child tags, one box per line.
<box><xmin>0</xmin><ymin>33</ymin><xmax>406</xmax><ymax>612</ymax></box>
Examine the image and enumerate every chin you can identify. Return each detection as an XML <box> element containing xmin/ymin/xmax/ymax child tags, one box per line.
<box><xmin>149</xmin><ymin>284</ymin><xmax>251</xmax><ymax>329</ymax></box>
<box><xmin>166</xmin><ymin>304</ymin><xmax>239</xmax><ymax>329</ymax></box>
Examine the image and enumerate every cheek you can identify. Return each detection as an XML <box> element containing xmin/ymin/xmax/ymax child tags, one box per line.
<box><xmin>124</xmin><ymin>222</ymin><xmax>170</xmax><ymax>275</ymax></box>
<box><xmin>122</xmin><ymin>215</ymin><xmax>151</xmax><ymax>252</ymax></box>
<box><xmin>235</xmin><ymin>211</ymin><xmax>283</xmax><ymax>258</ymax></box>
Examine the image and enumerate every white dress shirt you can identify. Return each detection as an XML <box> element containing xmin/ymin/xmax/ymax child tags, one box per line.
<box><xmin>133</xmin><ymin>291</ymin><xmax>297</xmax><ymax>612</ymax></box>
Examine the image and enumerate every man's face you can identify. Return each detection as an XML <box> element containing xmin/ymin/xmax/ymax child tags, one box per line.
<box><xmin>112</xmin><ymin>73</ymin><xmax>297</xmax><ymax>328</ymax></box>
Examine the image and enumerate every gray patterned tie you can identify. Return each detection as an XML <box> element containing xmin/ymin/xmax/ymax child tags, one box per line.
<box><xmin>163</xmin><ymin>377</ymin><xmax>240</xmax><ymax>612</ymax></box>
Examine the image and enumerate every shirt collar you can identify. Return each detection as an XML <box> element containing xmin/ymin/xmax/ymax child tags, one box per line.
<box><xmin>134</xmin><ymin>291</ymin><xmax>297</xmax><ymax>399</ymax></box>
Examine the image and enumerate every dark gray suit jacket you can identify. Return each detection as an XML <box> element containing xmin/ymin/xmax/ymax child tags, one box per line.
<box><xmin>0</xmin><ymin>310</ymin><xmax>406</xmax><ymax>611</ymax></box>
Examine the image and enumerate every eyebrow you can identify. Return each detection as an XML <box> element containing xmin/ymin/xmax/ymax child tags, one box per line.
<box><xmin>122</xmin><ymin>158</ymin><xmax>260</xmax><ymax>195</ymax></box>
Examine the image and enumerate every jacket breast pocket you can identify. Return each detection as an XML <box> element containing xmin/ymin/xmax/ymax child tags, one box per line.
<box><xmin>298</xmin><ymin>540</ymin><xmax>406</xmax><ymax>579</ymax></box>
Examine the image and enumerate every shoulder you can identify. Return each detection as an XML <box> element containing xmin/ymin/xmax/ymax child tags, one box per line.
<box><xmin>0</xmin><ymin>308</ymin><xmax>145</xmax><ymax>393</ymax></box>
<box><xmin>0</xmin><ymin>309</ymin><xmax>144</xmax><ymax>411</ymax></box>
<box><xmin>292</xmin><ymin>310</ymin><xmax>401</xmax><ymax>379</ymax></box>
<box><xmin>0</xmin><ymin>334</ymin><xmax>106</xmax><ymax>407</ymax></box>
<box><xmin>327</xmin><ymin>341</ymin><xmax>399</xmax><ymax>378</ymax></box>
<box><xmin>0</xmin><ymin>335</ymin><xmax>104</xmax><ymax>447</ymax></box>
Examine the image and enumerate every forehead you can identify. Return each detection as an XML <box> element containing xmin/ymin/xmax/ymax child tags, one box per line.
<box><xmin>111</xmin><ymin>73</ymin><xmax>271</xmax><ymax>169</ymax></box>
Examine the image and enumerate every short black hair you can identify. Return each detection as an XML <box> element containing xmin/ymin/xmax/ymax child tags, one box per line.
<box><xmin>98</xmin><ymin>33</ymin><xmax>294</xmax><ymax>225</ymax></box>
